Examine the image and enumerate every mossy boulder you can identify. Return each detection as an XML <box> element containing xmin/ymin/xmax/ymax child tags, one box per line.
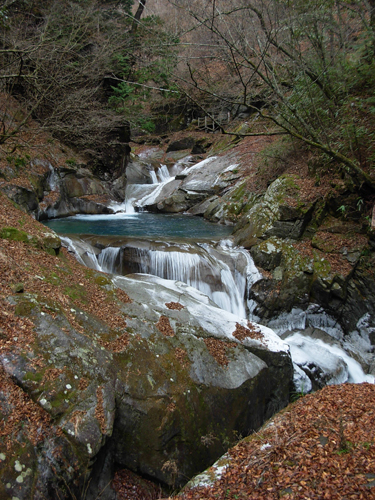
<box><xmin>233</xmin><ymin>175</ymin><xmax>317</xmax><ymax>248</ymax></box>
<box><xmin>249</xmin><ymin>233</ymin><xmax>367</xmax><ymax>322</ymax></box>
<box><xmin>0</xmin><ymin>272</ymin><xmax>292</xmax><ymax>498</ymax></box>
<box><xmin>110</xmin><ymin>274</ymin><xmax>292</xmax><ymax>487</ymax></box>
<box><xmin>0</xmin><ymin>226</ymin><xmax>61</xmax><ymax>255</ymax></box>
<box><xmin>199</xmin><ymin>180</ymin><xmax>260</xmax><ymax>225</ymax></box>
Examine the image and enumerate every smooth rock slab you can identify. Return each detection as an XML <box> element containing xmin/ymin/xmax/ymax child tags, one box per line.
<box><xmin>111</xmin><ymin>274</ymin><xmax>292</xmax><ymax>486</ymax></box>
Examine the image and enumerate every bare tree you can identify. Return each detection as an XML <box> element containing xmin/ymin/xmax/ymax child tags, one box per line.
<box><xmin>169</xmin><ymin>0</ymin><xmax>375</xmax><ymax>188</ymax></box>
<box><xmin>0</xmin><ymin>0</ymin><xmax>174</xmax><ymax>175</ymax></box>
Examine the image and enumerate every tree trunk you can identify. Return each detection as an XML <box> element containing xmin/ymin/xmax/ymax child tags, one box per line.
<box><xmin>131</xmin><ymin>0</ymin><xmax>146</xmax><ymax>34</ymax></box>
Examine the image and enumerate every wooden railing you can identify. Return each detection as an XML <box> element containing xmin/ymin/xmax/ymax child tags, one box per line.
<box><xmin>197</xmin><ymin>112</ymin><xmax>230</xmax><ymax>131</ymax></box>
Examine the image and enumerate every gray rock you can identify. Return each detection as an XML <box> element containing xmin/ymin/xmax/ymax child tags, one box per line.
<box><xmin>166</xmin><ymin>137</ymin><xmax>196</xmax><ymax>152</ymax></box>
<box><xmin>0</xmin><ymin>272</ymin><xmax>292</xmax><ymax>497</ymax></box>
<box><xmin>1</xmin><ymin>184</ymin><xmax>39</xmax><ymax>214</ymax></box>
<box><xmin>144</xmin><ymin>155</ymin><xmax>242</xmax><ymax>214</ymax></box>
<box><xmin>125</xmin><ymin>158</ymin><xmax>155</xmax><ymax>184</ymax></box>
<box><xmin>233</xmin><ymin>175</ymin><xmax>316</xmax><ymax>248</ymax></box>
<box><xmin>187</xmin><ymin>195</ymin><xmax>219</xmax><ymax>216</ymax></box>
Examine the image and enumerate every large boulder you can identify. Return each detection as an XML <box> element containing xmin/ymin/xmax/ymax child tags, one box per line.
<box><xmin>230</xmin><ymin>174</ymin><xmax>375</xmax><ymax>335</ymax></box>
<box><xmin>125</xmin><ymin>157</ymin><xmax>157</xmax><ymax>184</ymax></box>
<box><xmin>0</xmin><ymin>156</ymin><xmax>125</xmax><ymax>220</ymax></box>
<box><xmin>36</xmin><ymin>165</ymin><xmax>119</xmax><ymax>219</ymax></box>
<box><xmin>142</xmin><ymin>155</ymin><xmax>242</xmax><ymax>213</ymax></box>
<box><xmin>0</xmin><ymin>242</ymin><xmax>293</xmax><ymax>498</ymax></box>
<box><xmin>103</xmin><ymin>274</ymin><xmax>293</xmax><ymax>487</ymax></box>
<box><xmin>233</xmin><ymin>174</ymin><xmax>317</xmax><ymax>248</ymax></box>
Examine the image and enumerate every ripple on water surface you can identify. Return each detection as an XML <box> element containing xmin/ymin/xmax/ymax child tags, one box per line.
<box><xmin>43</xmin><ymin>213</ymin><xmax>233</xmax><ymax>240</ymax></box>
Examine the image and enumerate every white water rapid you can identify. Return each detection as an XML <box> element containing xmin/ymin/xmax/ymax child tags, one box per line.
<box><xmin>110</xmin><ymin>162</ymin><xmax>177</xmax><ymax>213</ymax></box>
<box><xmin>63</xmin><ymin>236</ymin><xmax>260</xmax><ymax>318</ymax></box>
<box><xmin>136</xmin><ymin>240</ymin><xmax>258</xmax><ymax>318</ymax></box>
<box><xmin>58</xmin><ymin>150</ymin><xmax>374</xmax><ymax>392</ymax></box>
<box><xmin>150</xmin><ymin>170</ymin><xmax>158</xmax><ymax>184</ymax></box>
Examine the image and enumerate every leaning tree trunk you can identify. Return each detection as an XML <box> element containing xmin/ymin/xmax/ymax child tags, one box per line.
<box><xmin>131</xmin><ymin>0</ymin><xmax>146</xmax><ymax>34</ymax></box>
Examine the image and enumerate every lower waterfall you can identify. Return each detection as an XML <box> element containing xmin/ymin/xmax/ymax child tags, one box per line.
<box><xmin>61</xmin><ymin>229</ymin><xmax>374</xmax><ymax>388</ymax></box>
<box><xmin>62</xmin><ymin>236</ymin><xmax>260</xmax><ymax>318</ymax></box>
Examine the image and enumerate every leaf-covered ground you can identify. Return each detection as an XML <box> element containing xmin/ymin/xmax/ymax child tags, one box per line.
<box><xmin>177</xmin><ymin>383</ymin><xmax>375</xmax><ymax>500</ymax></box>
<box><xmin>0</xmin><ymin>191</ymin><xmax>130</xmax><ymax>459</ymax></box>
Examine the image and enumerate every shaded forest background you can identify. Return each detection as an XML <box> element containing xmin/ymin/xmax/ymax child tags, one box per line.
<box><xmin>1</xmin><ymin>0</ymin><xmax>375</xmax><ymax>211</ymax></box>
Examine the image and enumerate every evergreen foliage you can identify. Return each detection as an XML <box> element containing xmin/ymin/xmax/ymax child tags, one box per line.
<box><xmin>171</xmin><ymin>0</ymin><xmax>375</xmax><ymax>188</ymax></box>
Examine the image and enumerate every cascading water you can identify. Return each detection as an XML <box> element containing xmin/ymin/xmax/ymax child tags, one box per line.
<box><xmin>150</xmin><ymin>170</ymin><xmax>158</xmax><ymax>184</ymax></box>
<box><xmin>63</xmin><ymin>236</ymin><xmax>259</xmax><ymax>318</ymax></box>
<box><xmin>52</xmin><ymin>148</ymin><xmax>374</xmax><ymax>390</ymax></box>
<box><xmin>158</xmin><ymin>164</ymin><xmax>170</xmax><ymax>182</ymax></box>
<box><xmin>111</xmin><ymin>163</ymin><xmax>174</xmax><ymax>213</ymax></box>
<box><xmin>97</xmin><ymin>246</ymin><xmax>123</xmax><ymax>273</ymax></box>
<box><xmin>48</xmin><ymin>163</ymin><xmax>58</xmax><ymax>191</ymax></box>
<box><xmin>61</xmin><ymin>236</ymin><xmax>101</xmax><ymax>270</ymax></box>
<box><xmin>135</xmin><ymin>176</ymin><xmax>175</xmax><ymax>209</ymax></box>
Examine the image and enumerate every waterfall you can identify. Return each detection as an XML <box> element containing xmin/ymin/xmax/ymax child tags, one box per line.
<box><xmin>158</xmin><ymin>164</ymin><xmax>170</xmax><ymax>182</ymax></box>
<box><xmin>48</xmin><ymin>163</ymin><xmax>58</xmax><ymax>191</ymax></box>
<box><xmin>110</xmin><ymin>165</ymin><xmax>172</xmax><ymax>213</ymax></box>
<box><xmin>150</xmin><ymin>170</ymin><xmax>158</xmax><ymax>184</ymax></box>
<box><xmin>97</xmin><ymin>247</ymin><xmax>122</xmax><ymax>273</ymax></box>
<box><xmin>136</xmin><ymin>176</ymin><xmax>175</xmax><ymax>208</ymax></box>
<box><xmin>61</xmin><ymin>236</ymin><xmax>102</xmax><ymax>270</ymax></box>
<box><xmin>61</xmin><ymin>235</ymin><xmax>261</xmax><ymax>318</ymax></box>
<box><xmin>135</xmin><ymin>240</ymin><xmax>259</xmax><ymax>317</ymax></box>
<box><xmin>150</xmin><ymin>166</ymin><xmax>171</xmax><ymax>184</ymax></box>
<box><xmin>110</xmin><ymin>184</ymin><xmax>156</xmax><ymax>214</ymax></box>
<box><xmin>61</xmin><ymin>236</ymin><xmax>122</xmax><ymax>274</ymax></box>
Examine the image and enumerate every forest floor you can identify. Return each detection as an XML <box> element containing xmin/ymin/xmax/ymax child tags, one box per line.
<box><xmin>175</xmin><ymin>383</ymin><xmax>375</xmax><ymax>500</ymax></box>
<box><xmin>109</xmin><ymin>384</ymin><xmax>375</xmax><ymax>500</ymax></box>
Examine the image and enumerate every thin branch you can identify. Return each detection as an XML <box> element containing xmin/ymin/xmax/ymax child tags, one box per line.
<box><xmin>106</xmin><ymin>75</ymin><xmax>179</xmax><ymax>93</ymax></box>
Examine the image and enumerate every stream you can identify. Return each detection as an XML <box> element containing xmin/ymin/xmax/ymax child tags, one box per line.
<box><xmin>43</xmin><ymin>157</ymin><xmax>374</xmax><ymax>392</ymax></box>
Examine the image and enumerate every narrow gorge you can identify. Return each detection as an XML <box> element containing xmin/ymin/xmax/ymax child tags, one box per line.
<box><xmin>1</xmin><ymin>1</ymin><xmax>375</xmax><ymax>497</ymax></box>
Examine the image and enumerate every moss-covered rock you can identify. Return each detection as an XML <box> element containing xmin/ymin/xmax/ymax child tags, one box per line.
<box><xmin>0</xmin><ymin>226</ymin><xmax>61</xmax><ymax>255</ymax></box>
<box><xmin>233</xmin><ymin>175</ymin><xmax>317</xmax><ymax>248</ymax></box>
<box><xmin>0</xmin><ymin>270</ymin><xmax>292</xmax><ymax>497</ymax></box>
<box><xmin>248</xmin><ymin>234</ymin><xmax>361</xmax><ymax>318</ymax></box>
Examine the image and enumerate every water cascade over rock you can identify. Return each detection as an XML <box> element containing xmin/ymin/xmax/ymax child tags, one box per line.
<box><xmin>110</xmin><ymin>156</ymin><xmax>187</xmax><ymax>213</ymax></box>
<box><xmin>51</xmin><ymin>147</ymin><xmax>375</xmax><ymax>398</ymax></box>
<box><xmin>62</xmin><ymin>230</ymin><xmax>375</xmax><ymax>393</ymax></box>
<box><xmin>62</xmin><ymin>236</ymin><xmax>261</xmax><ymax>318</ymax></box>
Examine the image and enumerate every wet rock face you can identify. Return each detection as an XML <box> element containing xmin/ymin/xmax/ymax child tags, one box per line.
<box><xmin>0</xmin><ymin>184</ymin><xmax>39</xmax><ymax>213</ymax></box>
<box><xmin>109</xmin><ymin>275</ymin><xmax>292</xmax><ymax>487</ymax></box>
<box><xmin>229</xmin><ymin>174</ymin><xmax>375</xmax><ymax>334</ymax></box>
<box><xmin>125</xmin><ymin>158</ymin><xmax>156</xmax><ymax>184</ymax></box>
<box><xmin>247</xmin><ymin>232</ymin><xmax>370</xmax><ymax>328</ymax></box>
<box><xmin>38</xmin><ymin>167</ymin><xmax>117</xmax><ymax>219</ymax></box>
<box><xmin>0</xmin><ymin>272</ymin><xmax>292</xmax><ymax>497</ymax></box>
<box><xmin>339</xmin><ymin>254</ymin><xmax>375</xmax><ymax>335</ymax></box>
<box><xmin>140</xmin><ymin>155</ymin><xmax>243</xmax><ymax>214</ymax></box>
<box><xmin>166</xmin><ymin>137</ymin><xmax>196</xmax><ymax>152</ymax></box>
<box><xmin>0</xmin><ymin>157</ymin><xmax>127</xmax><ymax>220</ymax></box>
